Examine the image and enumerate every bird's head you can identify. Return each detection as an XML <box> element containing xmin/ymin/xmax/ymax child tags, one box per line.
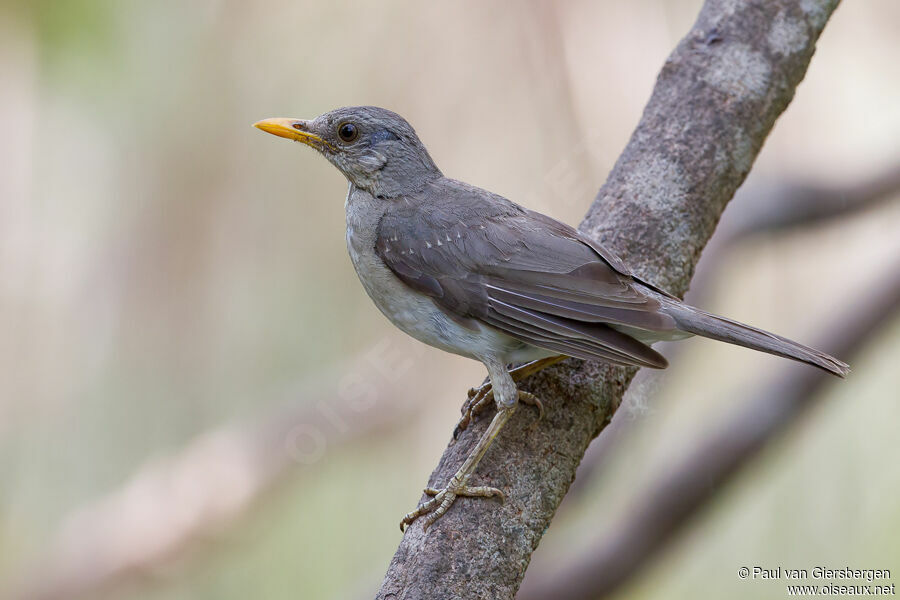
<box><xmin>254</xmin><ymin>106</ymin><xmax>442</xmax><ymax>198</ymax></box>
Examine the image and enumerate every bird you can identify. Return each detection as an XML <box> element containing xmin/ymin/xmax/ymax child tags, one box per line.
<box><xmin>253</xmin><ymin>106</ymin><xmax>849</xmax><ymax>531</ymax></box>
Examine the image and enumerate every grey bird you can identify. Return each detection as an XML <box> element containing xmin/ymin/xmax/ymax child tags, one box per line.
<box><xmin>254</xmin><ymin>106</ymin><xmax>849</xmax><ymax>530</ymax></box>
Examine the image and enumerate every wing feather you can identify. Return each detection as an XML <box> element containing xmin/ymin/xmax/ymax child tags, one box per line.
<box><xmin>487</xmin><ymin>299</ymin><xmax>667</xmax><ymax>368</ymax></box>
<box><xmin>375</xmin><ymin>178</ymin><xmax>677</xmax><ymax>369</ymax></box>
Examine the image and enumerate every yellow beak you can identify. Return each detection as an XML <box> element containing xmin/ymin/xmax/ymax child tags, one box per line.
<box><xmin>253</xmin><ymin>118</ymin><xmax>332</xmax><ymax>150</ymax></box>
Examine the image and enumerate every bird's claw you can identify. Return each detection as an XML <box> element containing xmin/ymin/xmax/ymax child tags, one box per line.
<box><xmin>399</xmin><ymin>483</ymin><xmax>504</xmax><ymax>532</ymax></box>
<box><xmin>454</xmin><ymin>382</ymin><xmax>494</xmax><ymax>438</ymax></box>
<box><xmin>518</xmin><ymin>391</ymin><xmax>544</xmax><ymax>430</ymax></box>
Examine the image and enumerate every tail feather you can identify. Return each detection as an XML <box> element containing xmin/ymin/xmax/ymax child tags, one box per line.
<box><xmin>660</xmin><ymin>300</ymin><xmax>850</xmax><ymax>378</ymax></box>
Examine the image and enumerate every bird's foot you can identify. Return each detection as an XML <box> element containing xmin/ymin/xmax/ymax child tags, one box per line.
<box><xmin>454</xmin><ymin>388</ymin><xmax>543</xmax><ymax>438</ymax></box>
<box><xmin>399</xmin><ymin>483</ymin><xmax>504</xmax><ymax>532</ymax></box>
<box><xmin>403</xmin><ymin>404</ymin><xmax>517</xmax><ymax>531</ymax></box>
<box><xmin>453</xmin><ymin>357</ymin><xmax>564</xmax><ymax>437</ymax></box>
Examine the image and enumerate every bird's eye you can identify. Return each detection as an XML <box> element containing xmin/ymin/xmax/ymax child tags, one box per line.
<box><xmin>337</xmin><ymin>122</ymin><xmax>358</xmax><ymax>142</ymax></box>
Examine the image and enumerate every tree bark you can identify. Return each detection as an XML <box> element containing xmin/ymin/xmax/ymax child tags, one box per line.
<box><xmin>375</xmin><ymin>1</ymin><xmax>841</xmax><ymax>598</ymax></box>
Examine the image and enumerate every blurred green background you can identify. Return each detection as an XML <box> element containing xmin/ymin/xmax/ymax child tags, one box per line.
<box><xmin>1</xmin><ymin>1</ymin><xmax>898</xmax><ymax>599</ymax></box>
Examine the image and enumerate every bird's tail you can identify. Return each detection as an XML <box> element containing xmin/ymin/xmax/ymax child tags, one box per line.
<box><xmin>658</xmin><ymin>299</ymin><xmax>849</xmax><ymax>377</ymax></box>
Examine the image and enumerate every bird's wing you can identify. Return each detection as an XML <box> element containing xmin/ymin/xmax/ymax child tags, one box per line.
<box><xmin>375</xmin><ymin>179</ymin><xmax>677</xmax><ymax>368</ymax></box>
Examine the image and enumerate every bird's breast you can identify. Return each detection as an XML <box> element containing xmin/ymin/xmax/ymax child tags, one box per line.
<box><xmin>343</xmin><ymin>186</ymin><xmax>540</xmax><ymax>363</ymax></box>
<box><xmin>345</xmin><ymin>207</ymin><xmax>474</xmax><ymax>357</ymax></box>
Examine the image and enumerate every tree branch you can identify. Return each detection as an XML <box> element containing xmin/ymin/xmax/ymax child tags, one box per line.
<box><xmin>721</xmin><ymin>160</ymin><xmax>900</xmax><ymax>240</ymax></box>
<box><xmin>376</xmin><ymin>2</ymin><xmax>841</xmax><ymax>598</ymax></box>
<box><xmin>685</xmin><ymin>161</ymin><xmax>900</xmax><ymax>303</ymax></box>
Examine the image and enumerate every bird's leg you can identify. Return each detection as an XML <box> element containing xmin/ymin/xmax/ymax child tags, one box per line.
<box><xmin>455</xmin><ymin>355</ymin><xmax>565</xmax><ymax>437</ymax></box>
<box><xmin>401</xmin><ymin>359</ymin><xmax>524</xmax><ymax>531</ymax></box>
<box><xmin>400</xmin><ymin>405</ymin><xmax>514</xmax><ymax>531</ymax></box>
